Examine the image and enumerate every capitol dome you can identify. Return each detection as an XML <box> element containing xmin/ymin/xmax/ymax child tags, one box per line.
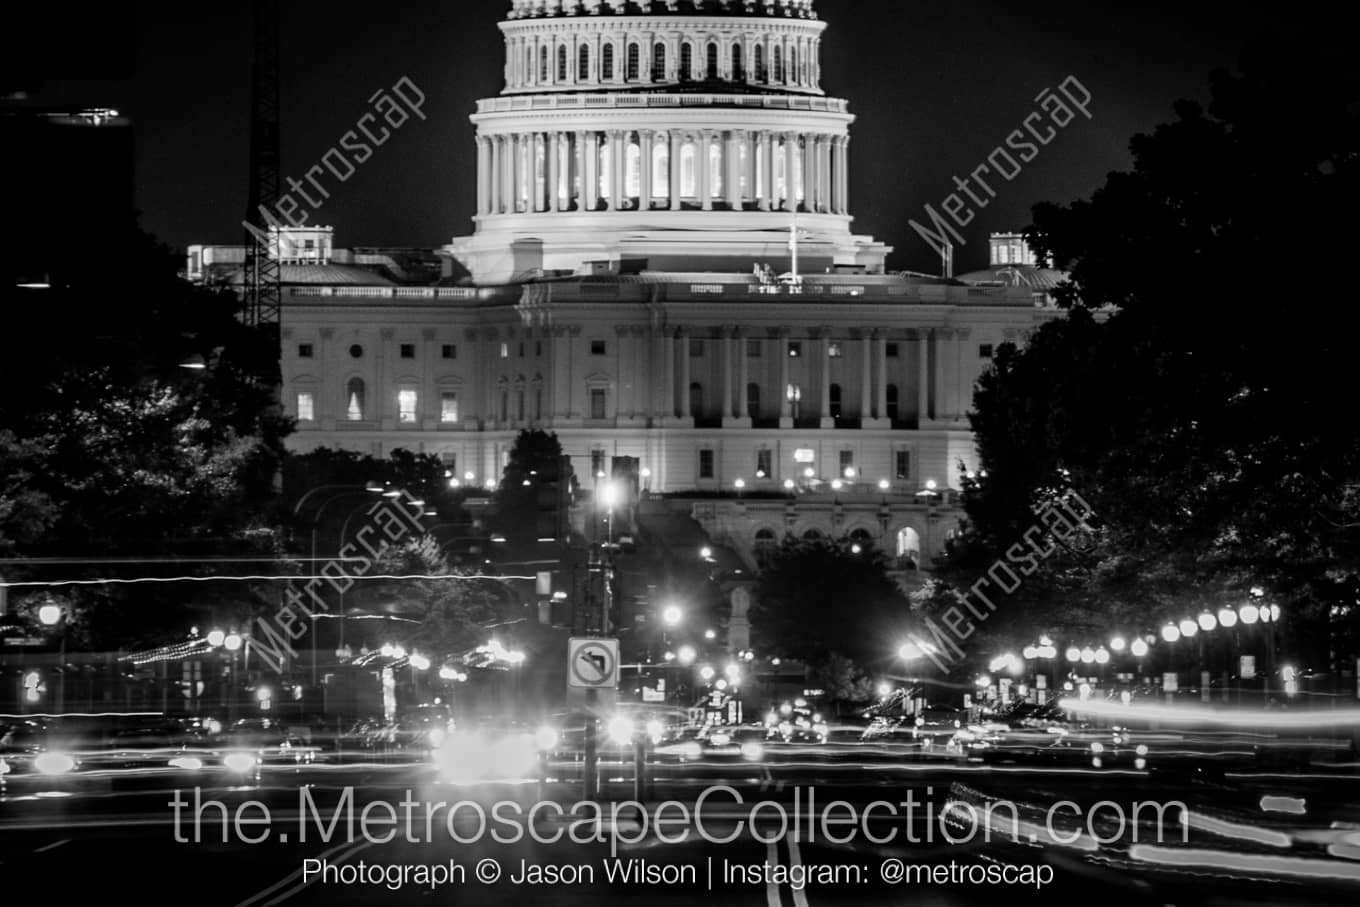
<box><xmin>445</xmin><ymin>0</ymin><xmax>889</xmax><ymax>283</ymax></box>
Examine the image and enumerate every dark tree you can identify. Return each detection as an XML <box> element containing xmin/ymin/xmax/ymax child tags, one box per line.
<box><xmin>751</xmin><ymin>536</ymin><xmax>909</xmax><ymax>670</ymax></box>
<box><xmin>489</xmin><ymin>430</ymin><xmax>575</xmax><ymax>546</ymax></box>
<box><xmin>941</xmin><ymin>29</ymin><xmax>1360</xmax><ymax>665</ymax></box>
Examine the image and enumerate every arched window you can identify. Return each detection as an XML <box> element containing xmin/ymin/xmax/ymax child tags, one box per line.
<box><xmin>802</xmin><ymin>528</ymin><xmax>824</xmax><ymax>540</ymax></box>
<box><xmin>773</xmin><ymin>46</ymin><xmax>782</xmax><ymax>82</ymax></box>
<box><xmin>754</xmin><ymin>45</ymin><xmax>765</xmax><ymax>81</ymax></box>
<box><xmin>896</xmin><ymin>527</ymin><xmax>921</xmax><ymax>567</ymax></box>
<box><xmin>829</xmin><ymin>383</ymin><xmax>842</xmax><ymax>419</ymax></box>
<box><xmin>706</xmin><ymin>42</ymin><xmax>719</xmax><ymax>80</ymax></box>
<box><xmin>557</xmin><ymin>45</ymin><xmax>567</xmax><ymax>81</ymax></box>
<box><xmin>602</xmin><ymin>43</ymin><xmax>615</xmax><ymax>80</ymax></box>
<box><xmin>689</xmin><ymin>382</ymin><xmax>704</xmax><ymax>418</ymax></box>
<box><xmin>754</xmin><ymin>528</ymin><xmax>777</xmax><ymax>567</ymax></box>
<box><xmin>680</xmin><ymin>43</ymin><xmax>693</xmax><ymax>81</ymax></box>
<box><xmin>732</xmin><ymin>43</ymin><xmax>744</xmax><ymax>81</ymax></box>
<box><xmin>746</xmin><ymin>382</ymin><xmax>760</xmax><ymax>417</ymax></box>
<box><xmin>653</xmin><ymin>42</ymin><xmax>666</xmax><ymax>80</ymax></box>
<box><xmin>626</xmin><ymin>42</ymin><xmax>640</xmax><ymax>81</ymax></box>
<box><xmin>539</xmin><ymin>46</ymin><xmax>548</xmax><ymax>82</ymax></box>
<box><xmin>849</xmin><ymin>527</ymin><xmax>874</xmax><ymax>548</ymax></box>
<box><xmin>680</xmin><ymin>140</ymin><xmax>697</xmax><ymax>197</ymax></box>
<box><xmin>652</xmin><ymin>137</ymin><xmax>669</xmax><ymax>200</ymax></box>
<box><xmin>345</xmin><ymin>377</ymin><xmax>365</xmax><ymax>421</ymax></box>
<box><xmin>886</xmin><ymin>384</ymin><xmax>899</xmax><ymax>421</ymax></box>
<box><xmin>579</xmin><ymin>45</ymin><xmax>590</xmax><ymax>81</ymax></box>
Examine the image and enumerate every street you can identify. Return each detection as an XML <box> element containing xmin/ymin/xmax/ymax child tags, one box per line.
<box><xmin>5</xmin><ymin>747</ymin><xmax>1360</xmax><ymax>906</ymax></box>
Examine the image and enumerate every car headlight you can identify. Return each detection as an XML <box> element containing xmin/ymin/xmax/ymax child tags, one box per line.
<box><xmin>35</xmin><ymin>752</ymin><xmax>76</xmax><ymax>775</ymax></box>
<box><xmin>710</xmin><ymin>732</ymin><xmax>731</xmax><ymax>747</ymax></box>
<box><xmin>169</xmin><ymin>756</ymin><xmax>204</xmax><ymax>771</ymax></box>
<box><xmin>680</xmin><ymin>741</ymin><xmax>702</xmax><ymax>760</ymax></box>
<box><xmin>535</xmin><ymin>727</ymin><xmax>558</xmax><ymax>752</ymax></box>
<box><xmin>224</xmin><ymin>752</ymin><xmax>257</xmax><ymax>774</ymax></box>
<box><xmin>0</xmin><ymin>758</ymin><xmax>11</xmax><ymax>776</ymax></box>
<box><xmin>740</xmin><ymin>742</ymin><xmax>764</xmax><ymax>761</ymax></box>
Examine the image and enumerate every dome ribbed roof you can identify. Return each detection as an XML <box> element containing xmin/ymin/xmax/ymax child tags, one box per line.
<box><xmin>508</xmin><ymin>1</ymin><xmax>817</xmax><ymax>20</ymax></box>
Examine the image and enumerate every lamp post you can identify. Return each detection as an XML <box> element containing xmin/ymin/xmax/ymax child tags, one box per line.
<box><xmin>38</xmin><ymin>602</ymin><xmax>66</xmax><ymax>713</ymax></box>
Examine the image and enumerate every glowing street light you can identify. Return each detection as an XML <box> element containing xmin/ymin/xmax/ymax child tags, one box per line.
<box><xmin>224</xmin><ymin>633</ymin><xmax>243</xmax><ymax>652</ymax></box>
<box><xmin>677</xmin><ymin>645</ymin><xmax>697</xmax><ymax>665</ymax></box>
<box><xmin>38</xmin><ymin>604</ymin><xmax>62</xmax><ymax>626</ymax></box>
<box><xmin>1094</xmin><ymin>647</ymin><xmax>1110</xmax><ymax>665</ymax></box>
<box><xmin>703</xmin><ymin>628</ymin><xmax>716</xmax><ymax>640</ymax></box>
<box><xmin>598</xmin><ymin>481</ymin><xmax>621</xmax><ymax>509</ymax></box>
<box><xmin>1239</xmin><ymin>603</ymin><xmax>1260</xmax><ymax>625</ymax></box>
<box><xmin>1065</xmin><ymin>646</ymin><xmax>1081</xmax><ymax>663</ymax></box>
<box><xmin>207</xmin><ymin>629</ymin><xmax>226</xmax><ymax>648</ymax></box>
<box><xmin>1130</xmin><ymin>638</ymin><xmax>1149</xmax><ymax>657</ymax></box>
<box><xmin>1198</xmin><ymin>611</ymin><xmax>1217</xmax><ymax>632</ymax></box>
<box><xmin>1080</xmin><ymin>646</ymin><xmax>1096</xmax><ymax>664</ymax></box>
<box><xmin>662</xmin><ymin>605</ymin><xmax>683</xmax><ymax>627</ymax></box>
<box><xmin>1110</xmin><ymin>636</ymin><xmax>1126</xmax><ymax>652</ymax></box>
<box><xmin>1162</xmin><ymin>623</ymin><xmax>1181</xmax><ymax>643</ymax></box>
<box><xmin>1218</xmin><ymin>607</ymin><xmax>1238</xmax><ymax>629</ymax></box>
<box><xmin>698</xmin><ymin>665</ymin><xmax>715</xmax><ymax>682</ymax></box>
<box><xmin>1178</xmin><ymin>618</ymin><xmax>1198</xmax><ymax>639</ymax></box>
<box><xmin>878</xmin><ymin>478</ymin><xmax>890</xmax><ymax>491</ymax></box>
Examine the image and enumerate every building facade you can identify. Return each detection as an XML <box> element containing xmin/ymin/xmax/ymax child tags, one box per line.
<box><xmin>207</xmin><ymin>1</ymin><xmax>1061</xmax><ymax>572</ymax></box>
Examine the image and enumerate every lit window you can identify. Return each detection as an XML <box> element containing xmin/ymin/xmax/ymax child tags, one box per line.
<box><xmin>591</xmin><ymin>449</ymin><xmax>606</xmax><ymax>476</ymax></box>
<box><xmin>839</xmin><ymin>449</ymin><xmax>854</xmax><ymax>473</ymax></box>
<box><xmin>296</xmin><ymin>391</ymin><xmax>314</xmax><ymax>422</ymax></box>
<box><xmin>793</xmin><ymin>447</ymin><xmax>815</xmax><ymax>464</ymax></box>
<box><xmin>398</xmin><ymin>389</ymin><xmax>418</xmax><ymax>424</ymax></box>
<box><xmin>500</xmin><ymin>342</ymin><xmax>509</xmax><ymax>359</ymax></box>
<box><xmin>590</xmin><ymin>388</ymin><xmax>607</xmax><ymax>420</ymax></box>
<box><xmin>788</xmin><ymin>342</ymin><xmax>802</xmax><ymax>358</ymax></box>
<box><xmin>440</xmin><ymin>392</ymin><xmax>459</xmax><ymax>423</ymax></box>
<box><xmin>346</xmin><ymin>378</ymin><xmax>365</xmax><ymax>421</ymax></box>
<box><xmin>756</xmin><ymin>449</ymin><xmax>772</xmax><ymax>478</ymax></box>
<box><xmin>828</xmin><ymin>342</ymin><xmax>843</xmax><ymax>358</ymax></box>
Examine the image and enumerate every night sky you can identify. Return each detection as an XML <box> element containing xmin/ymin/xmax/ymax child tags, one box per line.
<box><xmin>21</xmin><ymin>0</ymin><xmax>1286</xmax><ymax>273</ymax></box>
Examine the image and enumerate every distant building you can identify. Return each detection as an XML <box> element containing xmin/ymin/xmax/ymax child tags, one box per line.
<box><xmin>190</xmin><ymin>1</ymin><xmax>1061</xmax><ymax>578</ymax></box>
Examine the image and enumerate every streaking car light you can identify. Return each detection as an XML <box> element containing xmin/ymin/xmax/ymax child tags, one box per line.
<box><xmin>679</xmin><ymin>741</ymin><xmax>702</xmax><ymax>759</ymax></box>
<box><xmin>1059</xmin><ymin>698</ymin><xmax>1360</xmax><ymax>729</ymax></box>
<box><xmin>223</xmin><ymin>752</ymin><xmax>257</xmax><ymax>774</ymax></box>
<box><xmin>740</xmin><ymin>741</ymin><xmax>764</xmax><ymax>761</ymax></box>
<box><xmin>169</xmin><ymin>756</ymin><xmax>204</xmax><ymax>771</ymax></box>
<box><xmin>1260</xmin><ymin>795</ymin><xmax>1306</xmax><ymax>815</ymax></box>
<box><xmin>710</xmin><ymin>732</ymin><xmax>731</xmax><ymax>747</ymax></box>
<box><xmin>0</xmin><ymin>758</ymin><xmax>11</xmax><ymax>775</ymax></box>
<box><xmin>535</xmin><ymin>726</ymin><xmax>558</xmax><ymax>752</ymax></box>
<box><xmin>645</xmin><ymin>719</ymin><xmax>664</xmax><ymax>742</ymax></box>
<box><xmin>428</xmin><ymin>727</ymin><xmax>447</xmax><ymax>748</ymax></box>
<box><xmin>1127</xmin><ymin>845</ymin><xmax>1360</xmax><ymax>882</ymax></box>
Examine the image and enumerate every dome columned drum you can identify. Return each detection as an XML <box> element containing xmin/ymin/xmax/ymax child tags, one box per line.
<box><xmin>447</xmin><ymin>0</ymin><xmax>891</xmax><ymax>283</ymax></box>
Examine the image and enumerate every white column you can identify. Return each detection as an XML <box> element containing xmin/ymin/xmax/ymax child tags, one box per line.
<box><xmin>725</xmin><ymin>131</ymin><xmax>740</xmax><ymax>209</ymax></box>
<box><xmin>736</xmin><ymin>329</ymin><xmax>749</xmax><ymax>419</ymax></box>
<box><xmin>807</xmin><ymin>135</ymin><xmax>820</xmax><ymax>212</ymax></box>
<box><xmin>640</xmin><ymin>129</ymin><xmax>653</xmax><ymax>210</ymax></box>
<box><xmin>614</xmin><ymin>130</ymin><xmax>627</xmax><ymax>209</ymax></box>
<box><xmin>875</xmin><ymin>332</ymin><xmax>888</xmax><ymax>421</ymax></box>
<box><xmin>722</xmin><ymin>328</ymin><xmax>735</xmax><ymax>419</ymax></box>
<box><xmin>582</xmin><ymin>131</ymin><xmax>598</xmax><ymax>210</ymax></box>
<box><xmin>548</xmin><ymin>132</ymin><xmax>560</xmax><ymax>212</ymax></box>
<box><xmin>532</xmin><ymin>134</ymin><xmax>545</xmax><ymax>212</ymax></box>
<box><xmin>512</xmin><ymin>134</ymin><xmax>524</xmax><ymax>212</ymax></box>
<box><xmin>476</xmin><ymin>137</ymin><xmax>490</xmax><ymax>215</ymax></box>
<box><xmin>860</xmin><ymin>334</ymin><xmax>872</xmax><ymax>424</ymax></box>
<box><xmin>818</xmin><ymin>331</ymin><xmax>833</xmax><ymax>428</ymax></box>
<box><xmin>784</xmin><ymin>133</ymin><xmax>797</xmax><ymax>212</ymax></box>
<box><xmin>700</xmin><ymin>130</ymin><xmax>713</xmax><ymax>211</ymax></box>
<box><xmin>677</xmin><ymin>330</ymin><xmax>691</xmax><ymax>419</ymax></box>
<box><xmin>918</xmin><ymin>330</ymin><xmax>931</xmax><ymax>423</ymax></box>
<box><xmin>669</xmin><ymin>132</ymin><xmax>682</xmax><ymax>210</ymax></box>
<box><xmin>491</xmin><ymin>135</ymin><xmax>503</xmax><ymax>213</ymax></box>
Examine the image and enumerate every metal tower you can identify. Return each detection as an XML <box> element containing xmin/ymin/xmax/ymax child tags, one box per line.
<box><xmin>243</xmin><ymin>0</ymin><xmax>281</xmax><ymax>330</ymax></box>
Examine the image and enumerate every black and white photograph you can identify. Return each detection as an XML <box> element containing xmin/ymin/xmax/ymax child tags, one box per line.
<box><xmin>1</xmin><ymin>1</ymin><xmax>1357</xmax><ymax>904</ymax></box>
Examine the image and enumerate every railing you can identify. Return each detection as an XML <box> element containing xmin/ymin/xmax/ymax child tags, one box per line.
<box><xmin>477</xmin><ymin>93</ymin><xmax>848</xmax><ymax>115</ymax></box>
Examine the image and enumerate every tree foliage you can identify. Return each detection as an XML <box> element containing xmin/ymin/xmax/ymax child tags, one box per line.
<box><xmin>940</xmin><ymin>30</ymin><xmax>1360</xmax><ymax>663</ymax></box>
<box><xmin>751</xmin><ymin>536</ymin><xmax>910</xmax><ymax>670</ymax></box>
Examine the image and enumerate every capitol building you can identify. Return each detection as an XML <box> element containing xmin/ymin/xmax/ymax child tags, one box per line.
<box><xmin>192</xmin><ymin>0</ymin><xmax>1059</xmax><ymax>576</ymax></box>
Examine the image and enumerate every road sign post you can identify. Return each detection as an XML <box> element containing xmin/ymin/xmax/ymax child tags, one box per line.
<box><xmin>569</xmin><ymin>637</ymin><xmax>618</xmax><ymax>802</ymax></box>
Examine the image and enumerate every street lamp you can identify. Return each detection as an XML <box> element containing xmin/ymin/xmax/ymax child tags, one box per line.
<box><xmin>677</xmin><ymin>645</ymin><xmax>697</xmax><ymax>666</ymax></box>
<box><xmin>38</xmin><ymin>603</ymin><xmax>66</xmax><ymax>713</ymax></box>
<box><xmin>662</xmin><ymin>605</ymin><xmax>683</xmax><ymax>627</ymax></box>
<box><xmin>1162</xmin><ymin>623</ymin><xmax>1181</xmax><ymax>643</ymax></box>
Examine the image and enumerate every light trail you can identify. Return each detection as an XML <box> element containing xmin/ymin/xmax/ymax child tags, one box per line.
<box><xmin>1059</xmin><ymin>698</ymin><xmax>1360</xmax><ymax>729</ymax></box>
<box><xmin>0</xmin><ymin>573</ymin><xmax>536</xmax><ymax>588</ymax></box>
